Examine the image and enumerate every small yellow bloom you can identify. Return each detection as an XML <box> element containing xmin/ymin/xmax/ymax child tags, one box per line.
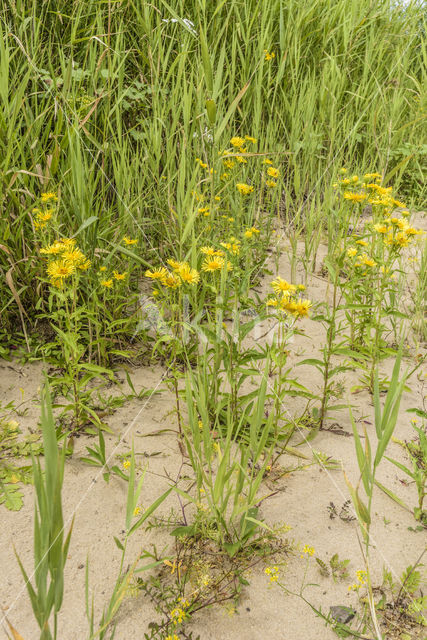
<box><xmin>267</xmin><ymin>167</ymin><xmax>279</xmax><ymax>179</ymax></box>
<box><xmin>263</xmin><ymin>158</ymin><xmax>273</xmax><ymax>165</ymax></box>
<box><xmin>123</xmin><ymin>460</ymin><xmax>131</xmax><ymax>470</ymax></box>
<box><xmin>264</xmin><ymin>50</ymin><xmax>275</xmax><ymax>61</ymax></box>
<box><xmin>201</xmin><ymin>256</ymin><xmax>226</xmax><ymax>272</ymax></box>
<box><xmin>200</xmin><ymin>246</ymin><xmax>224</xmax><ymax>257</ymax></box>
<box><xmin>41</xmin><ymin>192</ymin><xmax>58</xmax><ymax>203</ymax></box>
<box><xmin>230</xmin><ymin>136</ymin><xmax>245</xmax><ymax>148</ymax></box>
<box><xmin>101</xmin><ymin>279</ymin><xmax>113</xmax><ymax>288</ymax></box>
<box><xmin>113</xmin><ymin>270</ymin><xmax>127</xmax><ymax>280</ymax></box>
<box><xmin>178</xmin><ymin>263</ymin><xmax>200</xmax><ymax>285</ymax></box>
<box><xmin>343</xmin><ymin>191</ymin><xmax>367</xmax><ymax>203</ymax></box>
<box><xmin>355</xmin><ymin>240</ymin><xmax>368</xmax><ymax>247</ymax></box>
<box><xmin>123</xmin><ymin>236</ymin><xmax>138</xmax><ymax>246</ymax></box>
<box><xmin>236</xmin><ymin>183</ymin><xmax>254</xmax><ymax>195</ymax></box>
<box><xmin>300</xmin><ymin>545</ymin><xmax>315</xmax><ymax>558</ymax></box>
<box><xmin>266</xmin><ymin>180</ymin><xmax>277</xmax><ymax>188</ymax></box>
<box><xmin>347</xmin><ymin>247</ymin><xmax>358</xmax><ymax>257</ymax></box>
<box><xmin>271</xmin><ymin>277</ymin><xmax>296</xmax><ymax>295</ymax></box>
<box><xmin>245</xmin><ymin>135</ymin><xmax>257</xmax><ymax>143</ymax></box>
<box><xmin>161</xmin><ymin>272</ymin><xmax>182</xmax><ymax>288</ymax></box>
<box><xmin>145</xmin><ymin>268</ymin><xmax>168</xmax><ymax>281</ymax></box>
<box><xmin>373</xmin><ymin>223</ymin><xmax>388</xmax><ymax>234</ymax></box>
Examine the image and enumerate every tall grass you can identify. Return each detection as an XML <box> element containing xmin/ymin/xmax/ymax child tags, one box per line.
<box><xmin>0</xmin><ymin>0</ymin><xmax>425</xmax><ymax>334</ymax></box>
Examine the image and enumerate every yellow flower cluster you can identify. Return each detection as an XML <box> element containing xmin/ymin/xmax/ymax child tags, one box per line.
<box><xmin>265</xmin><ymin>566</ymin><xmax>279</xmax><ymax>582</ymax></box>
<box><xmin>264</xmin><ymin>50</ymin><xmax>275</xmax><ymax>61</ymax></box>
<box><xmin>145</xmin><ymin>261</ymin><xmax>200</xmax><ymax>288</ymax></box>
<box><xmin>170</xmin><ymin>597</ymin><xmax>190</xmax><ymax>626</ymax></box>
<box><xmin>236</xmin><ymin>182</ymin><xmax>254</xmax><ymax>195</ymax></box>
<box><xmin>348</xmin><ymin>569</ymin><xmax>367</xmax><ymax>591</ymax></box>
<box><xmin>267</xmin><ymin>278</ymin><xmax>311</xmax><ymax>318</ymax></box>
<box><xmin>335</xmin><ymin>171</ymin><xmax>409</xmax><ymax>214</ymax></box>
<box><xmin>300</xmin><ymin>544</ymin><xmax>315</xmax><ymax>558</ymax></box>
<box><xmin>40</xmin><ymin>238</ymin><xmax>91</xmax><ymax>287</ymax></box>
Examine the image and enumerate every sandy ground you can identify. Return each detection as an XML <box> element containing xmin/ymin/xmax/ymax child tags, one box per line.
<box><xmin>0</xmin><ymin>219</ymin><xmax>426</xmax><ymax>640</ymax></box>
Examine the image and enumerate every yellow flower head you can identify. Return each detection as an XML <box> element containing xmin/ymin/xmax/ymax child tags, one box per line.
<box><xmin>361</xmin><ymin>253</ymin><xmax>376</xmax><ymax>267</ymax></box>
<box><xmin>145</xmin><ymin>268</ymin><xmax>168</xmax><ymax>280</ymax></box>
<box><xmin>264</xmin><ymin>50</ymin><xmax>275</xmax><ymax>61</ymax></box>
<box><xmin>245</xmin><ymin>135</ymin><xmax>257</xmax><ymax>144</ymax></box>
<box><xmin>267</xmin><ymin>167</ymin><xmax>279</xmax><ymax>179</ymax></box>
<box><xmin>41</xmin><ymin>192</ymin><xmax>58</xmax><ymax>203</ymax></box>
<box><xmin>113</xmin><ymin>270</ymin><xmax>127</xmax><ymax>280</ymax></box>
<box><xmin>200</xmin><ymin>246</ymin><xmax>224</xmax><ymax>257</ymax></box>
<box><xmin>236</xmin><ymin>183</ymin><xmax>254</xmax><ymax>195</ymax></box>
<box><xmin>101</xmin><ymin>279</ymin><xmax>113</xmax><ymax>288</ymax></box>
<box><xmin>266</xmin><ymin>180</ymin><xmax>277</xmax><ymax>188</ymax></box>
<box><xmin>263</xmin><ymin>158</ymin><xmax>273</xmax><ymax>165</ymax></box>
<box><xmin>347</xmin><ymin>247</ymin><xmax>358</xmax><ymax>258</ymax></box>
<box><xmin>123</xmin><ymin>236</ymin><xmax>138</xmax><ymax>246</ymax></box>
<box><xmin>343</xmin><ymin>192</ymin><xmax>367</xmax><ymax>203</ymax></box>
<box><xmin>373</xmin><ymin>223</ymin><xmax>388</xmax><ymax>234</ymax></box>
<box><xmin>223</xmin><ymin>158</ymin><xmax>235</xmax><ymax>169</ymax></box>
<box><xmin>161</xmin><ymin>272</ymin><xmax>182</xmax><ymax>288</ymax></box>
<box><xmin>355</xmin><ymin>239</ymin><xmax>368</xmax><ymax>247</ymax></box>
<box><xmin>271</xmin><ymin>277</ymin><xmax>296</xmax><ymax>295</ymax></box>
<box><xmin>178</xmin><ymin>263</ymin><xmax>200</xmax><ymax>285</ymax></box>
<box><xmin>47</xmin><ymin>260</ymin><xmax>75</xmax><ymax>284</ymax></box>
<box><xmin>293</xmin><ymin>299</ymin><xmax>312</xmax><ymax>318</ymax></box>
<box><xmin>230</xmin><ymin>136</ymin><xmax>245</xmax><ymax>148</ymax></box>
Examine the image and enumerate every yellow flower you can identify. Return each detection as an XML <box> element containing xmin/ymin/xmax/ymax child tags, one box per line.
<box><xmin>395</xmin><ymin>232</ymin><xmax>410</xmax><ymax>247</ymax></box>
<box><xmin>293</xmin><ymin>299</ymin><xmax>312</xmax><ymax>318</ymax></box>
<box><xmin>263</xmin><ymin>158</ymin><xmax>273</xmax><ymax>165</ymax></box>
<box><xmin>41</xmin><ymin>192</ymin><xmax>58</xmax><ymax>203</ymax></box>
<box><xmin>351</xmin><ymin>175</ymin><xmax>359</xmax><ymax>182</ymax></box>
<box><xmin>339</xmin><ymin>168</ymin><xmax>348</xmax><ymax>174</ymax></box>
<box><xmin>40</xmin><ymin>243</ymin><xmax>63</xmax><ymax>256</ymax></box>
<box><xmin>36</xmin><ymin>211</ymin><xmax>52</xmax><ymax>223</ymax></box>
<box><xmin>271</xmin><ymin>277</ymin><xmax>296</xmax><ymax>295</ymax></box>
<box><xmin>161</xmin><ymin>272</ymin><xmax>182</xmax><ymax>288</ymax></box>
<box><xmin>343</xmin><ymin>192</ymin><xmax>367</xmax><ymax>203</ymax></box>
<box><xmin>47</xmin><ymin>260</ymin><xmax>75</xmax><ymax>283</ymax></box>
<box><xmin>198</xmin><ymin>206</ymin><xmax>210</xmax><ymax>216</ymax></box>
<box><xmin>79</xmin><ymin>259</ymin><xmax>91</xmax><ymax>271</ymax></box>
<box><xmin>347</xmin><ymin>247</ymin><xmax>358</xmax><ymax>258</ymax></box>
<box><xmin>265</xmin><ymin>566</ymin><xmax>279</xmax><ymax>583</ymax></box>
<box><xmin>178</xmin><ymin>264</ymin><xmax>200</xmax><ymax>285</ymax></box>
<box><xmin>297</xmin><ymin>284</ymin><xmax>306</xmax><ymax>291</ymax></box>
<box><xmin>200</xmin><ymin>246</ymin><xmax>224</xmax><ymax>257</ymax></box>
<box><xmin>355</xmin><ymin>240</ymin><xmax>368</xmax><ymax>247</ymax></box>
<box><xmin>223</xmin><ymin>158</ymin><xmax>235</xmax><ymax>169</ymax></box>
<box><xmin>196</xmin><ymin>157</ymin><xmax>208</xmax><ymax>169</ymax></box>
<box><xmin>373</xmin><ymin>223</ymin><xmax>388</xmax><ymax>234</ymax></box>
<box><xmin>202</xmin><ymin>256</ymin><xmax>232</xmax><ymax>272</ymax></box>
<box><xmin>245</xmin><ymin>135</ymin><xmax>257</xmax><ymax>143</ymax></box>
<box><xmin>266</xmin><ymin>297</ymin><xmax>278</xmax><ymax>307</ymax></box>
<box><xmin>101</xmin><ymin>279</ymin><xmax>113</xmax><ymax>288</ymax></box>
<box><xmin>236</xmin><ymin>183</ymin><xmax>254</xmax><ymax>195</ymax></box>
<box><xmin>251</xmin><ymin>227</ymin><xmax>260</xmax><ymax>234</ymax></box>
<box><xmin>123</xmin><ymin>236</ymin><xmax>138</xmax><ymax>246</ymax></box>
<box><xmin>145</xmin><ymin>268</ymin><xmax>168</xmax><ymax>280</ymax></box>
<box><xmin>361</xmin><ymin>253</ymin><xmax>376</xmax><ymax>267</ymax></box>
<box><xmin>167</xmin><ymin>259</ymin><xmax>183</xmax><ymax>271</ymax></box>
<box><xmin>267</xmin><ymin>167</ymin><xmax>279</xmax><ymax>179</ymax></box>
<box><xmin>364</xmin><ymin>172</ymin><xmax>382</xmax><ymax>180</ymax></box>
<box><xmin>123</xmin><ymin>460</ymin><xmax>131</xmax><ymax>469</ymax></box>
<box><xmin>264</xmin><ymin>50</ymin><xmax>275</xmax><ymax>61</ymax></box>
<box><xmin>99</xmin><ymin>266</ymin><xmax>107</xmax><ymax>272</ymax></box>
<box><xmin>230</xmin><ymin>136</ymin><xmax>245</xmax><ymax>148</ymax></box>
<box><xmin>244</xmin><ymin>230</ymin><xmax>253</xmax><ymax>239</ymax></box>
<box><xmin>62</xmin><ymin>247</ymin><xmax>86</xmax><ymax>266</ymax></box>
<box><xmin>113</xmin><ymin>270</ymin><xmax>127</xmax><ymax>280</ymax></box>
<box><xmin>236</xmin><ymin>155</ymin><xmax>247</xmax><ymax>164</ymax></box>
<box><xmin>266</xmin><ymin>180</ymin><xmax>277</xmax><ymax>188</ymax></box>
<box><xmin>300</xmin><ymin>545</ymin><xmax>315</xmax><ymax>558</ymax></box>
